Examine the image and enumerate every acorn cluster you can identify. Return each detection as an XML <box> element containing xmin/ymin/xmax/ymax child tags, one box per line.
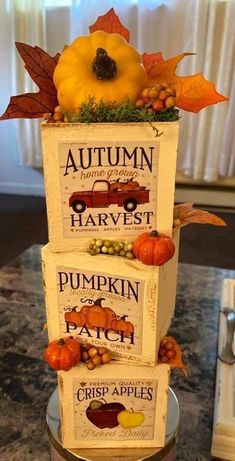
<box><xmin>136</xmin><ymin>82</ymin><xmax>176</xmax><ymax>113</ymax></box>
<box><xmin>81</xmin><ymin>344</ymin><xmax>112</xmax><ymax>370</ymax></box>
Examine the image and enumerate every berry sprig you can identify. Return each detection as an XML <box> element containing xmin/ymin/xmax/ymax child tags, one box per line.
<box><xmin>81</xmin><ymin>344</ymin><xmax>112</xmax><ymax>370</ymax></box>
<box><xmin>158</xmin><ymin>337</ymin><xmax>176</xmax><ymax>363</ymax></box>
<box><xmin>158</xmin><ymin>336</ymin><xmax>188</xmax><ymax>376</ymax></box>
<box><xmin>88</xmin><ymin>239</ymin><xmax>135</xmax><ymax>259</ymax></box>
<box><xmin>136</xmin><ymin>82</ymin><xmax>176</xmax><ymax>113</ymax></box>
<box><xmin>43</xmin><ymin>105</ymin><xmax>68</xmax><ymax>123</ymax></box>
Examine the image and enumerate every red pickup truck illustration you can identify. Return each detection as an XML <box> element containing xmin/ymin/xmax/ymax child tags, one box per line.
<box><xmin>69</xmin><ymin>179</ymin><xmax>150</xmax><ymax>213</ymax></box>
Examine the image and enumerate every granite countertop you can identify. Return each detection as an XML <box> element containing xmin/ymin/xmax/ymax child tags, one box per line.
<box><xmin>0</xmin><ymin>245</ymin><xmax>235</xmax><ymax>461</ymax></box>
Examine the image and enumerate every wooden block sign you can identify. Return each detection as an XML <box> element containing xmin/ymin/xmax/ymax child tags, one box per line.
<box><xmin>41</xmin><ymin>229</ymin><xmax>179</xmax><ymax>366</ymax></box>
<box><xmin>58</xmin><ymin>362</ymin><xmax>170</xmax><ymax>448</ymax></box>
<box><xmin>41</xmin><ymin>122</ymin><xmax>179</xmax><ymax>252</ymax></box>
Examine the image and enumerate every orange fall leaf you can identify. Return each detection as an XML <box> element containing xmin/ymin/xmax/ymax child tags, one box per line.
<box><xmin>147</xmin><ymin>53</ymin><xmax>228</xmax><ymax>113</ymax></box>
<box><xmin>173</xmin><ymin>203</ymin><xmax>226</xmax><ymax>227</ymax></box>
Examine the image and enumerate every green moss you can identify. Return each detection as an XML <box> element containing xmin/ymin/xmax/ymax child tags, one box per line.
<box><xmin>64</xmin><ymin>98</ymin><xmax>180</xmax><ymax>124</ymax></box>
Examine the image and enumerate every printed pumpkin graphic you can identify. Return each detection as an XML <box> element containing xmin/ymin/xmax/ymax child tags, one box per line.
<box><xmin>64</xmin><ymin>297</ymin><xmax>135</xmax><ymax>336</ymax></box>
<box><xmin>111</xmin><ymin>315</ymin><xmax>135</xmax><ymax>338</ymax></box>
<box><xmin>64</xmin><ymin>307</ymin><xmax>86</xmax><ymax>327</ymax></box>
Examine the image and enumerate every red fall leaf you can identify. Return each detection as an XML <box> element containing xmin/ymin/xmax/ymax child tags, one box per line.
<box><xmin>0</xmin><ymin>92</ymin><xmax>58</xmax><ymax>120</ymax></box>
<box><xmin>0</xmin><ymin>43</ymin><xmax>60</xmax><ymax>120</ymax></box>
<box><xmin>89</xmin><ymin>7</ymin><xmax>130</xmax><ymax>42</ymax></box>
<box><xmin>146</xmin><ymin>53</ymin><xmax>228</xmax><ymax>113</ymax></box>
<box><xmin>16</xmin><ymin>43</ymin><xmax>60</xmax><ymax>96</ymax></box>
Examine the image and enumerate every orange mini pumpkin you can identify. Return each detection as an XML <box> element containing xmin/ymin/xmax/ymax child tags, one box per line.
<box><xmin>65</xmin><ymin>307</ymin><xmax>86</xmax><ymax>327</ymax></box>
<box><xmin>44</xmin><ymin>336</ymin><xmax>81</xmax><ymax>371</ymax></box>
<box><xmin>133</xmin><ymin>230</ymin><xmax>175</xmax><ymax>266</ymax></box>
<box><xmin>111</xmin><ymin>315</ymin><xmax>134</xmax><ymax>337</ymax></box>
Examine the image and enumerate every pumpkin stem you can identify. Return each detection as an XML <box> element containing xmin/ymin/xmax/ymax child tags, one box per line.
<box><xmin>120</xmin><ymin>315</ymin><xmax>128</xmax><ymax>321</ymax></box>
<box><xmin>58</xmin><ymin>338</ymin><xmax>65</xmax><ymax>347</ymax></box>
<box><xmin>71</xmin><ymin>306</ymin><xmax>78</xmax><ymax>311</ymax></box>
<box><xmin>150</xmin><ymin>230</ymin><xmax>159</xmax><ymax>238</ymax></box>
<box><xmin>94</xmin><ymin>297</ymin><xmax>106</xmax><ymax>307</ymax></box>
<box><xmin>80</xmin><ymin>298</ymin><xmax>94</xmax><ymax>305</ymax></box>
<box><xmin>92</xmin><ymin>48</ymin><xmax>117</xmax><ymax>80</ymax></box>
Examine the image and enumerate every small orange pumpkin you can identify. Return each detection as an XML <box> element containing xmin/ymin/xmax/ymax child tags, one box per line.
<box><xmin>65</xmin><ymin>307</ymin><xmax>86</xmax><ymax>327</ymax></box>
<box><xmin>111</xmin><ymin>315</ymin><xmax>134</xmax><ymax>337</ymax></box>
<box><xmin>133</xmin><ymin>230</ymin><xmax>175</xmax><ymax>266</ymax></box>
<box><xmin>86</xmin><ymin>298</ymin><xmax>107</xmax><ymax>329</ymax></box>
<box><xmin>44</xmin><ymin>336</ymin><xmax>81</xmax><ymax>371</ymax></box>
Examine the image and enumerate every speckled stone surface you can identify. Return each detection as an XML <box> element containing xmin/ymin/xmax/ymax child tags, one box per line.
<box><xmin>0</xmin><ymin>245</ymin><xmax>234</xmax><ymax>461</ymax></box>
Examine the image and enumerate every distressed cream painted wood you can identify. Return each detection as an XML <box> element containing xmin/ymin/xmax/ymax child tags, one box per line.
<box><xmin>41</xmin><ymin>121</ymin><xmax>179</xmax><ymax>252</ymax></box>
<box><xmin>41</xmin><ymin>229</ymin><xmax>179</xmax><ymax>366</ymax></box>
<box><xmin>157</xmin><ymin>229</ymin><xmax>180</xmax><ymax>344</ymax></box>
<box><xmin>58</xmin><ymin>362</ymin><xmax>170</xmax><ymax>449</ymax></box>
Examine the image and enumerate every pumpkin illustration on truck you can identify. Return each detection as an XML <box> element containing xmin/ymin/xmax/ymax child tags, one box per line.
<box><xmin>69</xmin><ymin>179</ymin><xmax>150</xmax><ymax>213</ymax></box>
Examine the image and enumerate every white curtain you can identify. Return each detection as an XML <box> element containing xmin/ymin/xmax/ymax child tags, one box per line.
<box><xmin>14</xmin><ymin>0</ymin><xmax>46</xmax><ymax>167</ymax></box>
<box><xmin>1</xmin><ymin>0</ymin><xmax>234</xmax><ymax>180</ymax></box>
<box><xmin>0</xmin><ymin>0</ymin><xmax>46</xmax><ymax>167</ymax></box>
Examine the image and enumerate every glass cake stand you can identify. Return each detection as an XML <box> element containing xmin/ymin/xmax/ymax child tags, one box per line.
<box><xmin>46</xmin><ymin>387</ymin><xmax>179</xmax><ymax>461</ymax></box>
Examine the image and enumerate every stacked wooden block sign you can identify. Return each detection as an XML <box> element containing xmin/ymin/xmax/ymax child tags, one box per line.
<box><xmin>41</xmin><ymin>121</ymin><xmax>179</xmax><ymax>449</ymax></box>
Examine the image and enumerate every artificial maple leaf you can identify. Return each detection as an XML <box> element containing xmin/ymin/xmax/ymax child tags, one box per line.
<box><xmin>158</xmin><ymin>336</ymin><xmax>188</xmax><ymax>377</ymax></box>
<box><xmin>89</xmin><ymin>7</ymin><xmax>130</xmax><ymax>42</ymax></box>
<box><xmin>146</xmin><ymin>53</ymin><xmax>228</xmax><ymax>113</ymax></box>
<box><xmin>0</xmin><ymin>92</ymin><xmax>57</xmax><ymax>120</ymax></box>
<box><xmin>173</xmin><ymin>203</ymin><xmax>226</xmax><ymax>228</ymax></box>
<box><xmin>16</xmin><ymin>43</ymin><xmax>60</xmax><ymax>96</ymax></box>
<box><xmin>0</xmin><ymin>44</ymin><xmax>60</xmax><ymax>120</ymax></box>
<box><xmin>142</xmin><ymin>52</ymin><xmax>164</xmax><ymax>69</ymax></box>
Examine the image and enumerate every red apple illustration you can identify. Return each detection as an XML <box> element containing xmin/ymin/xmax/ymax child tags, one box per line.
<box><xmin>86</xmin><ymin>400</ymin><xmax>125</xmax><ymax>429</ymax></box>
